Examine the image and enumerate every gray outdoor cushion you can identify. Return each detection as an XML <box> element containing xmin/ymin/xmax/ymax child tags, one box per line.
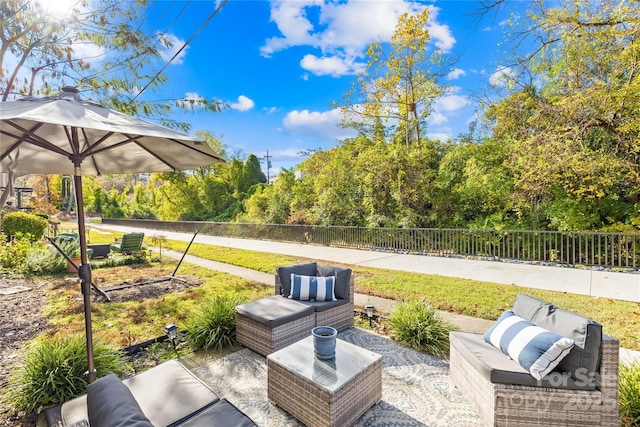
<box><xmin>236</xmin><ymin>295</ymin><xmax>314</xmax><ymax>327</ymax></box>
<box><xmin>317</xmin><ymin>264</ymin><xmax>351</xmax><ymax>300</ymax></box>
<box><xmin>123</xmin><ymin>359</ymin><xmax>220</xmax><ymax>426</ymax></box>
<box><xmin>450</xmin><ymin>332</ymin><xmax>595</xmax><ymax>390</ymax></box>
<box><xmin>277</xmin><ymin>262</ymin><xmax>318</xmax><ymax>297</ymax></box>
<box><xmin>512</xmin><ymin>294</ymin><xmax>602</xmax><ymax>381</ymax></box>
<box><xmin>177</xmin><ymin>399</ymin><xmax>256</xmax><ymax>427</ymax></box>
<box><xmin>296</xmin><ymin>298</ymin><xmax>349</xmax><ymax>312</ymax></box>
<box><xmin>87</xmin><ymin>374</ymin><xmax>153</xmax><ymax>427</ymax></box>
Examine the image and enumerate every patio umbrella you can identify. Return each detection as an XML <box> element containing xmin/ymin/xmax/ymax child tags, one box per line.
<box><xmin>0</xmin><ymin>86</ymin><xmax>224</xmax><ymax>382</ymax></box>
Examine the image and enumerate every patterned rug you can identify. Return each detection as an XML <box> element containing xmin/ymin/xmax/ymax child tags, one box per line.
<box><xmin>192</xmin><ymin>328</ymin><xmax>483</xmax><ymax>426</ymax></box>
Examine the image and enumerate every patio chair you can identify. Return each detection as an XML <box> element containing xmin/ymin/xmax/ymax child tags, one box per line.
<box><xmin>235</xmin><ymin>262</ymin><xmax>354</xmax><ymax>356</ymax></box>
<box><xmin>110</xmin><ymin>232</ymin><xmax>145</xmax><ymax>255</ymax></box>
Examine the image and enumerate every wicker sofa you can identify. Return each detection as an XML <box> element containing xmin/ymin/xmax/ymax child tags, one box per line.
<box><xmin>43</xmin><ymin>359</ymin><xmax>256</xmax><ymax>427</ymax></box>
<box><xmin>449</xmin><ymin>294</ymin><xmax>619</xmax><ymax>427</ymax></box>
<box><xmin>236</xmin><ymin>262</ymin><xmax>354</xmax><ymax>356</ymax></box>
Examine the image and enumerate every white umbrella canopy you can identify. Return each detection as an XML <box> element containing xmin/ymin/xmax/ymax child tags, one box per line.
<box><xmin>0</xmin><ymin>87</ymin><xmax>224</xmax><ymax>175</ymax></box>
<box><xmin>0</xmin><ymin>87</ymin><xmax>225</xmax><ymax>383</ymax></box>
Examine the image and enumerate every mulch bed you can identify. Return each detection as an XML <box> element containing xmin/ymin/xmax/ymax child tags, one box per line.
<box><xmin>0</xmin><ymin>274</ymin><xmax>201</xmax><ymax>426</ymax></box>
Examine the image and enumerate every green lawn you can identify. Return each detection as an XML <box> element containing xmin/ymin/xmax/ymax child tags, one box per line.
<box><xmin>166</xmin><ymin>239</ymin><xmax>640</xmax><ymax>351</ymax></box>
<box><xmin>49</xmin><ymin>229</ymin><xmax>640</xmax><ymax>351</ymax></box>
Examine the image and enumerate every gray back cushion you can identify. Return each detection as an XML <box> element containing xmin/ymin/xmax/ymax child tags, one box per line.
<box><xmin>87</xmin><ymin>374</ymin><xmax>153</xmax><ymax>427</ymax></box>
<box><xmin>512</xmin><ymin>294</ymin><xmax>602</xmax><ymax>380</ymax></box>
<box><xmin>317</xmin><ymin>264</ymin><xmax>352</xmax><ymax>300</ymax></box>
<box><xmin>277</xmin><ymin>262</ymin><xmax>317</xmax><ymax>297</ymax></box>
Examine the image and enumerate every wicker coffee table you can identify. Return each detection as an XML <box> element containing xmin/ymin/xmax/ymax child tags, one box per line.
<box><xmin>267</xmin><ymin>336</ymin><xmax>382</xmax><ymax>427</ymax></box>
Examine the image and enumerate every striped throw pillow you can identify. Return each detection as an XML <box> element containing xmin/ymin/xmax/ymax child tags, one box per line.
<box><xmin>289</xmin><ymin>274</ymin><xmax>337</xmax><ymax>301</ymax></box>
<box><xmin>483</xmin><ymin>310</ymin><xmax>575</xmax><ymax>380</ymax></box>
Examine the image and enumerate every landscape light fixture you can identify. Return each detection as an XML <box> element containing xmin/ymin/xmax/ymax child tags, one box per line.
<box><xmin>164</xmin><ymin>323</ymin><xmax>178</xmax><ymax>353</ymax></box>
<box><xmin>365</xmin><ymin>305</ymin><xmax>375</xmax><ymax>327</ymax></box>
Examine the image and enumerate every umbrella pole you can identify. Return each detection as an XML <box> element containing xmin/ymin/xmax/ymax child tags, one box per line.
<box><xmin>74</xmin><ymin>173</ymin><xmax>96</xmax><ymax>384</ymax></box>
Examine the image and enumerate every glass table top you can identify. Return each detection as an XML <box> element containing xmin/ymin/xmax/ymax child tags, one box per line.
<box><xmin>267</xmin><ymin>336</ymin><xmax>381</xmax><ymax>393</ymax></box>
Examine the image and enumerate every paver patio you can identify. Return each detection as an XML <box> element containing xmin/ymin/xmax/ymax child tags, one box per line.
<box><xmin>187</xmin><ymin>327</ymin><xmax>484</xmax><ymax>426</ymax></box>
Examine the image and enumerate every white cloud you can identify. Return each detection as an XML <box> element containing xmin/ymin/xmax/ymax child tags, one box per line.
<box><xmin>261</xmin><ymin>1</ymin><xmax>455</xmax><ymax>77</ymax></box>
<box><xmin>263</xmin><ymin>106</ymin><xmax>278</xmax><ymax>114</ymax></box>
<box><xmin>300</xmin><ymin>54</ymin><xmax>365</xmax><ymax>76</ymax></box>
<box><xmin>230</xmin><ymin>95</ymin><xmax>255</xmax><ymax>112</ymax></box>
<box><xmin>428</xmin><ymin>112</ymin><xmax>448</xmax><ymax>126</ymax></box>
<box><xmin>426</xmin><ymin>132</ymin><xmax>453</xmax><ymax>142</ymax></box>
<box><xmin>184</xmin><ymin>92</ymin><xmax>203</xmax><ymax>101</ymax></box>
<box><xmin>447</xmin><ymin>68</ymin><xmax>466</xmax><ymax>80</ymax></box>
<box><xmin>283</xmin><ymin>108</ymin><xmax>357</xmax><ymax>140</ymax></box>
<box><xmin>159</xmin><ymin>33</ymin><xmax>187</xmax><ymax>65</ymax></box>
<box><xmin>435</xmin><ymin>93</ymin><xmax>468</xmax><ymax>112</ymax></box>
<box><xmin>425</xmin><ymin>6</ymin><xmax>455</xmax><ymax>52</ymax></box>
<box><xmin>177</xmin><ymin>92</ymin><xmax>211</xmax><ymax>109</ymax></box>
<box><xmin>489</xmin><ymin>66</ymin><xmax>516</xmax><ymax>87</ymax></box>
<box><xmin>257</xmin><ymin>148</ymin><xmax>303</xmax><ymax>160</ymax></box>
<box><xmin>427</xmin><ymin>91</ymin><xmax>468</xmax><ymax>126</ymax></box>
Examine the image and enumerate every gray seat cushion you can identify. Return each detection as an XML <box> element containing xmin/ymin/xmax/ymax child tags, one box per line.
<box><xmin>317</xmin><ymin>264</ymin><xmax>351</xmax><ymax>300</ymax></box>
<box><xmin>176</xmin><ymin>399</ymin><xmax>256</xmax><ymax>427</ymax></box>
<box><xmin>236</xmin><ymin>295</ymin><xmax>314</xmax><ymax>327</ymax></box>
<box><xmin>123</xmin><ymin>359</ymin><xmax>220</xmax><ymax>426</ymax></box>
<box><xmin>87</xmin><ymin>374</ymin><xmax>153</xmax><ymax>427</ymax></box>
<box><xmin>450</xmin><ymin>331</ymin><xmax>595</xmax><ymax>390</ymax></box>
<box><xmin>296</xmin><ymin>298</ymin><xmax>349</xmax><ymax>312</ymax></box>
<box><xmin>512</xmin><ymin>294</ymin><xmax>602</xmax><ymax>382</ymax></box>
<box><xmin>277</xmin><ymin>262</ymin><xmax>318</xmax><ymax>297</ymax></box>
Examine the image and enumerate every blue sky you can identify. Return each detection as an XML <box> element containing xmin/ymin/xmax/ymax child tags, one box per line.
<box><xmin>136</xmin><ymin>1</ymin><xmax>518</xmax><ymax>175</ymax></box>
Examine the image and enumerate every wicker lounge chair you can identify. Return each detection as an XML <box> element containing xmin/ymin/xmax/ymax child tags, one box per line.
<box><xmin>236</xmin><ymin>263</ymin><xmax>354</xmax><ymax>356</ymax></box>
<box><xmin>449</xmin><ymin>294</ymin><xmax>619</xmax><ymax>426</ymax></box>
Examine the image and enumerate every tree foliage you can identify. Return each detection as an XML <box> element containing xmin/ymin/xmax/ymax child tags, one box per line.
<box><xmin>0</xmin><ymin>0</ymin><xmax>225</xmax><ymax>130</ymax></box>
<box><xmin>336</xmin><ymin>8</ymin><xmax>449</xmax><ymax>146</ymax></box>
<box><xmin>482</xmin><ymin>0</ymin><xmax>640</xmax><ymax>230</ymax></box>
<box><xmin>15</xmin><ymin>2</ymin><xmax>640</xmax><ymax>232</ymax></box>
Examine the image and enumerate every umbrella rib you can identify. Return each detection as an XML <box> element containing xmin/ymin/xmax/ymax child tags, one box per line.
<box><xmin>1</xmin><ymin>120</ymin><xmax>71</xmax><ymax>159</ymax></box>
<box><xmin>85</xmin><ymin>135</ymin><xmax>223</xmax><ymax>171</ymax></box>
<box><xmin>133</xmin><ymin>138</ymin><xmax>180</xmax><ymax>171</ymax></box>
<box><xmin>169</xmin><ymin>138</ymin><xmax>225</xmax><ymax>162</ymax></box>
<box><xmin>0</xmin><ymin>133</ymin><xmax>27</xmax><ymax>162</ymax></box>
<box><xmin>80</xmin><ymin>129</ymin><xmax>114</xmax><ymax>156</ymax></box>
<box><xmin>87</xmin><ymin>135</ymin><xmax>139</xmax><ymax>156</ymax></box>
<box><xmin>132</xmin><ymin>137</ymin><xmax>224</xmax><ymax>170</ymax></box>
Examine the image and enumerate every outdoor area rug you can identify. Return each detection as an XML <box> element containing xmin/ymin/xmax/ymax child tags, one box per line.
<box><xmin>192</xmin><ymin>328</ymin><xmax>483</xmax><ymax>426</ymax></box>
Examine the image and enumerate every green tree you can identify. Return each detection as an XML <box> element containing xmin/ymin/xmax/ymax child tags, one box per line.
<box><xmin>435</xmin><ymin>139</ymin><xmax>515</xmax><ymax>229</ymax></box>
<box><xmin>483</xmin><ymin>0</ymin><xmax>640</xmax><ymax>230</ymax></box>
<box><xmin>336</xmin><ymin>8</ymin><xmax>449</xmax><ymax>146</ymax></box>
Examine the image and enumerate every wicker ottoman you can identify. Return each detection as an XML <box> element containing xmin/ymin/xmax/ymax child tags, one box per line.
<box><xmin>236</xmin><ymin>296</ymin><xmax>315</xmax><ymax>356</ymax></box>
<box><xmin>267</xmin><ymin>336</ymin><xmax>382</xmax><ymax>427</ymax></box>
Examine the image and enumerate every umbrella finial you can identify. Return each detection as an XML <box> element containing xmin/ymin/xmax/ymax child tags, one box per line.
<box><xmin>61</xmin><ymin>86</ymin><xmax>81</xmax><ymax>102</ymax></box>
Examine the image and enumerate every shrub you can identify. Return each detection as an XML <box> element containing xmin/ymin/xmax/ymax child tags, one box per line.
<box><xmin>8</xmin><ymin>335</ymin><xmax>127</xmax><ymax>413</ymax></box>
<box><xmin>1</xmin><ymin>212</ymin><xmax>48</xmax><ymax>240</ymax></box>
<box><xmin>26</xmin><ymin>244</ymin><xmax>67</xmax><ymax>275</ymax></box>
<box><xmin>620</xmin><ymin>359</ymin><xmax>640</xmax><ymax>427</ymax></box>
<box><xmin>388</xmin><ymin>299</ymin><xmax>455</xmax><ymax>357</ymax></box>
<box><xmin>184</xmin><ymin>293</ymin><xmax>246</xmax><ymax>351</ymax></box>
<box><xmin>0</xmin><ymin>233</ymin><xmax>33</xmax><ymax>273</ymax></box>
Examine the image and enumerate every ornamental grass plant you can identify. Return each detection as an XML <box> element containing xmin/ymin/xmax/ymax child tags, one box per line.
<box><xmin>619</xmin><ymin>360</ymin><xmax>640</xmax><ymax>427</ymax></box>
<box><xmin>184</xmin><ymin>293</ymin><xmax>246</xmax><ymax>351</ymax></box>
<box><xmin>388</xmin><ymin>299</ymin><xmax>455</xmax><ymax>357</ymax></box>
<box><xmin>8</xmin><ymin>335</ymin><xmax>127</xmax><ymax>413</ymax></box>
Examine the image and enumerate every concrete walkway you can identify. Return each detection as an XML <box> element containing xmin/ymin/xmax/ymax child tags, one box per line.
<box><xmin>96</xmin><ymin>224</ymin><xmax>640</xmax><ymax>362</ymax></box>
<box><xmin>97</xmin><ymin>224</ymin><xmax>640</xmax><ymax>303</ymax></box>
